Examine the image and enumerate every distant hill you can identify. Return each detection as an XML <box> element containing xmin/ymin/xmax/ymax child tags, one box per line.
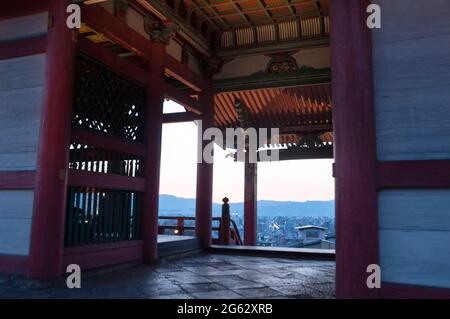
<box><xmin>159</xmin><ymin>194</ymin><xmax>334</xmax><ymax>218</ymax></box>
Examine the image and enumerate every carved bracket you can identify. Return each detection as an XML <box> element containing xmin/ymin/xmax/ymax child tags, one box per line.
<box><xmin>144</xmin><ymin>15</ymin><xmax>179</xmax><ymax>45</ymax></box>
<box><xmin>200</xmin><ymin>57</ymin><xmax>223</xmax><ymax>78</ymax></box>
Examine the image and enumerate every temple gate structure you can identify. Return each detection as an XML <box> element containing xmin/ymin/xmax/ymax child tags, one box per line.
<box><xmin>1</xmin><ymin>0</ymin><xmax>450</xmax><ymax>298</ymax></box>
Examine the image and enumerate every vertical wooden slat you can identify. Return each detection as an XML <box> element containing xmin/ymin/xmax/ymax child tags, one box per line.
<box><xmin>91</xmin><ymin>190</ymin><xmax>99</xmax><ymax>243</ymax></box>
<box><xmin>65</xmin><ymin>188</ymin><xmax>75</xmax><ymax>247</ymax></box>
<box><xmin>85</xmin><ymin>188</ymin><xmax>93</xmax><ymax>243</ymax></box>
<box><xmin>98</xmin><ymin>190</ymin><xmax>104</xmax><ymax>243</ymax></box>
<box><xmin>73</xmin><ymin>188</ymin><xmax>82</xmax><ymax>246</ymax></box>
<box><xmin>134</xmin><ymin>192</ymin><xmax>141</xmax><ymax>240</ymax></box>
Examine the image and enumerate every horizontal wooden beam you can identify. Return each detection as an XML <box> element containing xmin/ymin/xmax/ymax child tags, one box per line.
<box><xmin>82</xmin><ymin>3</ymin><xmax>152</xmax><ymax>59</ymax></box>
<box><xmin>0</xmin><ymin>0</ymin><xmax>49</xmax><ymax>20</ymax></box>
<box><xmin>0</xmin><ymin>171</ymin><xmax>35</xmax><ymax>189</ymax></box>
<box><xmin>71</xmin><ymin>129</ymin><xmax>146</xmax><ymax>157</ymax></box>
<box><xmin>82</xmin><ymin>4</ymin><xmax>207</xmax><ymax>92</ymax></box>
<box><xmin>165</xmin><ymin>83</ymin><xmax>201</xmax><ymax>114</ymax></box>
<box><xmin>217</xmin><ymin>37</ymin><xmax>329</xmax><ymax>59</ymax></box>
<box><xmin>0</xmin><ymin>255</ymin><xmax>28</xmax><ymax>275</ymax></box>
<box><xmin>257</xmin><ymin>146</ymin><xmax>334</xmax><ymax>162</ymax></box>
<box><xmin>77</xmin><ymin>37</ymin><xmax>147</xmax><ymax>87</ymax></box>
<box><xmin>213</xmin><ymin>69</ymin><xmax>331</xmax><ymax>92</ymax></box>
<box><xmin>165</xmin><ymin>54</ymin><xmax>205</xmax><ymax>92</ymax></box>
<box><xmin>68</xmin><ymin>170</ymin><xmax>146</xmax><ymax>192</ymax></box>
<box><xmin>63</xmin><ymin>240</ymin><xmax>143</xmax><ymax>271</ymax></box>
<box><xmin>280</xmin><ymin>124</ymin><xmax>333</xmax><ymax>134</ymax></box>
<box><xmin>162</xmin><ymin>112</ymin><xmax>201</xmax><ymax>123</ymax></box>
<box><xmin>377</xmin><ymin>160</ymin><xmax>450</xmax><ymax>188</ymax></box>
<box><xmin>0</xmin><ymin>36</ymin><xmax>46</xmax><ymax>60</ymax></box>
<box><xmin>381</xmin><ymin>283</ymin><xmax>450</xmax><ymax>299</ymax></box>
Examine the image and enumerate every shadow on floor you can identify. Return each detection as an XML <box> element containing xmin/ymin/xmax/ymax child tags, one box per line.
<box><xmin>0</xmin><ymin>253</ymin><xmax>335</xmax><ymax>299</ymax></box>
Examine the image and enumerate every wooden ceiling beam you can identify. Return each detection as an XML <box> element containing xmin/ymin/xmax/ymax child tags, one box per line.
<box><xmin>194</xmin><ymin>0</ymin><xmax>230</xmax><ymax>31</ymax></box>
<box><xmin>82</xmin><ymin>5</ymin><xmax>208</xmax><ymax>92</ymax></box>
<box><xmin>162</xmin><ymin>112</ymin><xmax>202</xmax><ymax>123</ymax></box>
<box><xmin>164</xmin><ymin>82</ymin><xmax>202</xmax><ymax>114</ymax></box>
<box><xmin>164</xmin><ymin>54</ymin><xmax>207</xmax><ymax>92</ymax></box>
<box><xmin>258</xmin><ymin>0</ymin><xmax>276</xmax><ymax>25</ymax></box>
<box><xmin>283</xmin><ymin>0</ymin><xmax>297</xmax><ymax>16</ymax></box>
<box><xmin>230</xmin><ymin>1</ymin><xmax>254</xmax><ymax>27</ymax></box>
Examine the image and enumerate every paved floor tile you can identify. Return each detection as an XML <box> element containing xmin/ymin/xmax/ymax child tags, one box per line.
<box><xmin>0</xmin><ymin>253</ymin><xmax>335</xmax><ymax>299</ymax></box>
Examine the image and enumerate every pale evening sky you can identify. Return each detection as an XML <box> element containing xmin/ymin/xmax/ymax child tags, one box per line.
<box><xmin>159</xmin><ymin>101</ymin><xmax>335</xmax><ymax>203</ymax></box>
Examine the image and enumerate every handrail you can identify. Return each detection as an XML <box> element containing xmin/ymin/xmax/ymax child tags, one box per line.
<box><xmin>158</xmin><ymin>197</ymin><xmax>243</xmax><ymax>245</ymax></box>
<box><xmin>230</xmin><ymin>219</ymin><xmax>243</xmax><ymax>245</ymax></box>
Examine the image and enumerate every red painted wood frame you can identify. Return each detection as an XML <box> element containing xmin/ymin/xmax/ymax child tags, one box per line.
<box><xmin>0</xmin><ymin>0</ymin><xmax>49</xmax><ymax>21</ymax></box>
<box><xmin>81</xmin><ymin>4</ymin><xmax>206</xmax><ymax>92</ymax></box>
<box><xmin>76</xmin><ymin>37</ymin><xmax>148</xmax><ymax>87</ymax></box>
<box><xmin>162</xmin><ymin>112</ymin><xmax>202</xmax><ymax>124</ymax></box>
<box><xmin>63</xmin><ymin>240</ymin><xmax>143</xmax><ymax>271</ymax></box>
<box><xmin>0</xmin><ymin>1</ymin><xmax>50</xmax><ymax>277</ymax></box>
<box><xmin>332</xmin><ymin>1</ymin><xmax>450</xmax><ymax>298</ymax></box>
<box><xmin>164</xmin><ymin>82</ymin><xmax>201</xmax><ymax>114</ymax></box>
<box><xmin>330</xmin><ymin>0</ymin><xmax>379</xmax><ymax>298</ymax></box>
<box><xmin>71</xmin><ymin>128</ymin><xmax>146</xmax><ymax>157</ymax></box>
<box><xmin>377</xmin><ymin>160</ymin><xmax>450</xmax><ymax>189</ymax></box>
<box><xmin>28</xmin><ymin>0</ymin><xmax>76</xmax><ymax>278</ymax></box>
<box><xmin>68</xmin><ymin>171</ymin><xmax>146</xmax><ymax>192</ymax></box>
<box><xmin>0</xmin><ymin>36</ymin><xmax>47</xmax><ymax>60</ymax></box>
<box><xmin>0</xmin><ymin>172</ymin><xmax>35</xmax><ymax>190</ymax></box>
<box><xmin>0</xmin><ymin>256</ymin><xmax>28</xmax><ymax>275</ymax></box>
<box><xmin>70</xmin><ymin>21</ymin><xmax>164</xmax><ymax>265</ymax></box>
<box><xmin>195</xmin><ymin>83</ymin><xmax>215</xmax><ymax>248</ymax></box>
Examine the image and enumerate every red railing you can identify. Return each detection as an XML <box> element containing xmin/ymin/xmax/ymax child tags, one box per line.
<box><xmin>158</xmin><ymin>198</ymin><xmax>242</xmax><ymax>245</ymax></box>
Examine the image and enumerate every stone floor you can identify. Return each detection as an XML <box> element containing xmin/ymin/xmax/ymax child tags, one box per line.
<box><xmin>0</xmin><ymin>253</ymin><xmax>335</xmax><ymax>299</ymax></box>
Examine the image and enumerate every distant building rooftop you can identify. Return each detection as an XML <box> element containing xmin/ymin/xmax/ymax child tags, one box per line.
<box><xmin>295</xmin><ymin>225</ymin><xmax>328</xmax><ymax>231</ymax></box>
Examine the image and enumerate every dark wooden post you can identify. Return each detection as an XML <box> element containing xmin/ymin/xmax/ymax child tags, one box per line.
<box><xmin>244</xmin><ymin>150</ymin><xmax>257</xmax><ymax>246</ymax></box>
<box><xmin>28</xmin><ymin>0</ymin><xmax>76</xmax><ymax>278</ymax></box>
<box><xmin>176</xmin><ymin>217</ymin><xmax>185</xmax><ymax>235</ymax></box>
<box><xmin>330</xmin><ymin>0</ymin><xmax>379</xmax><ymax>298</ymax></box>
<box><xmin>141</xmin><ymin>41</ymin><xmax>165</xmax><ymax>264</ymax></box>
<box><xmin>220</xmin><ymin>197</ymin><xmax>231</xmax><ymax>245</ymax></box>
<box><xmin>195</xmin><ymin>82</ymin><xmax>214</xmax><ymax>248</ymax></box>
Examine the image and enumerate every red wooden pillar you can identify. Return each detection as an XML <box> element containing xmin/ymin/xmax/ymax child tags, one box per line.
<box><xmin>141</xmin><ymin>42</ymin><xmax>165</xmax><ymax>263</ymax></box>
<box><xmin>28</xmin><ymin>0</ymin><xmax>76</xmax><ymax>278</ymax></box>
<box><xmin>195</xmin><ymin>83</ymin><xmax>214</xmax><ymax>248</ymax></box>
<box><xmin>244</xmin><ymin>158</ymin><xmax>257</xmax><ymax>246</ymax></box>
<box><xmin>330</xmin><ymin>0</ymin><xmax>379</xmax><ymax>298</ymax></box>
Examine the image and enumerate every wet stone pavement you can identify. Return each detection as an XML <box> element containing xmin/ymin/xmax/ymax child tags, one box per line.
<box><xmin>0</xmin><ymin>253</ymin><xmax>335</xmax><ymax>299</ymax></box>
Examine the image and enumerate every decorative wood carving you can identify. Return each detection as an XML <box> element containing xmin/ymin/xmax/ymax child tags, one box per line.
<box><xmin>144</xmin><ymin>15</ymin><xmax>179</xmax><ymax>45</ymax></box>
<box><xmin>266</xmin><ymin>54</ymin><xmax>299</xmax><ymax>74</ymax></box>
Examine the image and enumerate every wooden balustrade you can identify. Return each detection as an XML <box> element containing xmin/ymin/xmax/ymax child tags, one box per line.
<box><xmin>158</xmin><ymin>197</ymin><xmax>243</xmax><ymax>245</ymax></box>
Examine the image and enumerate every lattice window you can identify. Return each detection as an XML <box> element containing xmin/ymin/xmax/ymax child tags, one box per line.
<box><xmin>65</xmin><ymin>187</ymin><xmax>142</xmax><ymax>246</ymax></box>
<box><xmin>72</xmin><ymin>55</ymin><xmax>146</xmax><ymax>142</ymax></box>
<box><xmin>69</xmin><ymin>142</ymin><xmax>143</xmax><ymax>177</ymax></box>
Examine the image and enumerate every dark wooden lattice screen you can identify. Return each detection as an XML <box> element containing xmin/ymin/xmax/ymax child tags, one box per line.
<box><xmin>72</xmin><ymin>54</ymin><xmax>146</xmax><ymax>142</ymax></box>
<box><xmin>66</xmin><ymin>54</ymin><xmax>146</xmax><ymax>247</ymax></box>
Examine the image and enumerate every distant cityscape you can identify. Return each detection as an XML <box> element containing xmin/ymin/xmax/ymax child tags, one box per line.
<box><xmin>159</xmin><ymin>195</ymin><xmax>335</xmax><ymax>249</ymax></box>
<box><xmin>231</xmin><ymin>214</ymin><xmax>335</xmax><ymax>248</ymax></box>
